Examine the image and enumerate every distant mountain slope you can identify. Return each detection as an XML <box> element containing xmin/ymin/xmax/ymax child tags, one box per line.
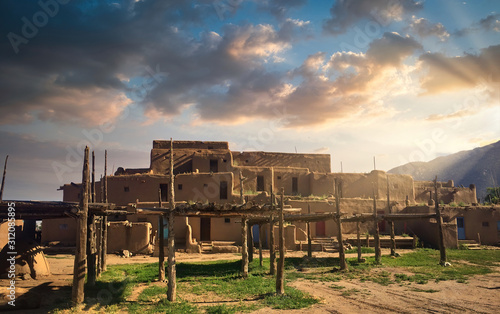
<box><xmin>388</xmin><ymin>140</ymin><xmax>500</xmax><ymax>201</ymax></box>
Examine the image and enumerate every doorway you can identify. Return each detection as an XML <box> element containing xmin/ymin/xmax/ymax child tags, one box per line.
<box><xmin>200</xmin><ymin>218</ymin><xmax>211</xmax><ymax>241</ymax></box>
<box><xmin>316</xmin><ymin>221</ymin><xmax>326</xmax><ymax>237</ymax></box>
<box><xmin>210</xmin><ymin>159</ymin><xmax>218</xmax><ymax>173</ymax></box>
<box><xmin>457</xmin><ymin>217</ymin><xmax>465</xmax><ymax>240</ymax></box>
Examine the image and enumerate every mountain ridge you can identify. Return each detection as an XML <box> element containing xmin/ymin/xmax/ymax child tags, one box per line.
<box><xmin>388</xmin><ymin>140</ymin><xmax>500</xmax><ymax>201</ymax></box>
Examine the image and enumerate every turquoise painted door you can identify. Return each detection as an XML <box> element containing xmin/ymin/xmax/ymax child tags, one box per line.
<box><xmin>457</xmin><ymin>217</ymin><xmax>465</xmax><ymax>240</ymax></box>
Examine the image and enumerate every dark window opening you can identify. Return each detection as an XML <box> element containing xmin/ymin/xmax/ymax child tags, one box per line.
<box><xmin>124</xmin><ymin>186</ymin><xmax>130</xmax><ymax>192</ymax></box>
<box><xmin>277</xmin><ymin>176</ymin><xmax>281</xmax><ymax>180</ymax></box>
<box><xmin>178</xmin><ymin>184</ymin><xmax>183</xmax><ymax>190</ymax></box>
<box><xmin>204</xmin><ymin>183</ymin><xmax>208</xmax><ymax>187</ymax></box>
<box><xmin>137</xmin><ymin>217</ymin><xmax>148</xmax><ymax>222</ymax></box>
<box><xmin>482</xmin><ymin>221</ymin><xmax>489</xmax><ymax>227</ymax></box>
<box><xmin>210</xmin><ymin>159</ymin><xmax>218</xmax><ymax>172</ymax></box>
<box><xmin>208</xmin><ymin>146</ymin><xmax>214</xmax><ymax>149</ymax></box>
<box><xmin>160</xmin><ymin>183</ymin><xmax>168</xmax><ymax>202</ymax></box>
<box><xmin>292</xmin><ymin>177</ymin><xmax>298</xmax><ymax>195</ymax></box>
<box><xmin>220</xmin><ymin>181</ymin><xmax>228</xmax><ymax>200</ymax></box>
<box><xmin>257</xmin><ymin>176</ymin><xmax>265</xmax><ymax>191</ymax></box>
<box><xmin>224</xmin><ymin>218</ymin><xmax>230</xmax><ymax>223</ymax></box>
<box><xmin>223</xmin><ymin>159</ymin><xmax>227</xmax><ymax>163</ymax></box>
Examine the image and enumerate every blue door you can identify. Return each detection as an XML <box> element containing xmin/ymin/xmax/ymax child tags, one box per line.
<box><xmin>457</xmin><ymin>217</ymin><xmax>465</xmax><ymax>240</ymax></box>
<box><xmin>252</xmin><ymin>224</ymin><xmax>259</xmax><ymax>243</ymax></box>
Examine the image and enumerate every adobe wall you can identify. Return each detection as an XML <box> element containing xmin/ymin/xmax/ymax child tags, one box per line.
<box><xmin>238</xmin><ymin>167</ymin><xmax>311</xmax><ymax>196</ymax></box>
<box><xmin>41</xmin><ymin>218</ymin><xmax>76</xmax><ymax>245</ymax></box>
<box><xmin>309</xmin><ymin>173</ymin><xmax>335</xmax><ymax>197</ymax></box>
<box><xmin>153</xmin><ymin>140</ymin><xmax>229</xmax><ymax>150</ymax></box>
<box><xmin>441</xmin><ymin>206</ymin><xmax>500</xmax><ymax>245</ymax></box>
<box><xmin>0</xmin><ymin>220</ymin><xmax>23</xmax><ymax>249</ymax></box>
<box><xmin>106</xmin><ymin>172</ymin><xmax>234</xmax><ymax>205</ymax></box>
<box><xmin>414</xmin><ymin>181</ymin><xmax>477</xmax><ymax>205</ymax></box>
<box><xmin>150</xmin><ymin>148</ymin><xmax>232</xmax><ymax>175</ymax></box>
<box><xmin>107</xmin><ymin>221</ymin><xmax>153</xmax><ymax>254</ymax></box>
<box><xmin>232</xmin><ymin>151</ymin><xmax>331</xmax><ymax>173</ymax></box>
<box><xmin>128</xmin><ymin>213</ymin><xmax>187</xmax><ymax>245</ymax></box>
<box><xmin>332</xmin><ymin>171</ymin><xmax>414</xmax><ymax>202</ymax></box>
<box><xmin>211</xmin><ymin>217</ymin><xmax>243</xmax><ymax>244</ymax></box>
<box><xmin>59</xmin><ymin>181</ymin><xmax>103</xmax><ymax>203</ymax></box>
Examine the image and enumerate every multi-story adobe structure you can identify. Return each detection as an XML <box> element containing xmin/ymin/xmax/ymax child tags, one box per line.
<box><xmin>43</xmin><ymin>140</ymin><xmax>492</xmax><ymax>252</ymax></box>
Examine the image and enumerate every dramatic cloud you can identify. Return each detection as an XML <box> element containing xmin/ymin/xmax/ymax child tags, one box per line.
<box><xmin>455</xmin><ymin>13</ymin><xmax>500</xmax><ymax>36</ymax></box>
<box><xmin>323</xmin><ymin>0</ymin><xmax>423</xmax><ymax>35</ymax></box>
<box><xmin>407</xmin><ymin>16</ymin><xmax>449</xmax><ymax>41</ymax></box>
<box><xmin>419</xmin><ymin>44</ymin><xmax>500</xmax><ymax>94</ymax></box>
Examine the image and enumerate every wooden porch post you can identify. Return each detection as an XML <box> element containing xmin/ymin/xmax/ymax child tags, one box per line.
<box><xmin>101</xmin><ymin>150</ymin><xmax>108</xmax><ymax>272</ymax></box>
<box><xmin>0</xmin><ymin>155</ymin><xmax>8</xmax><ymax>202</ymax></box>
<box><xmin>276</xmin><ymin>188</ymin><xmax>285</xmax><ymax>295</ymax></box>
<box><xmin>158</xmin><ymin>189</ymin><xmax>165</xmax><ymax>282</ymax></box>
<box><xmin>307</xmin><ymin>204</ymin><xmax>312</xmax><ymax>258</ymax></box>
<box><xmin>335</xmin><ymin>179</ymin><xmax>347</xmax><ymax>270</ymax></box>
<box><xmin>248</xmin><ymin>222</ymin><xmax>254</xmax><ymax>263</ymax></box>
<box><xmin>434</xmin><ymin>176</ymin><xmax>447</xmax><ymax>265</ymax></box>
<box><xmin>373</xmin><ymin>184</ymin><xmax>381</xmax><ymax>264</ymax></box>
<box><xmin>357</xmin><ymin>220</ymin><xmax>362</xmax><ymax>262</ymax></box>
<box><xmin>167</xmin><ymin>138</ymin><xmax>177</xmax><ymax>301</ymax></box>
<box><xmin>269</xmin><ymin>213</ymin><xmax>276</xmax><ymax>275</ymax></box>
<box><xmin>241</xmin><ymin>216</ymin><xmax>249</xmax><ymax>278</ymax></box>
<box><xmin>388</xmin><ymin>177</ymin><xmax>396</xmax><ymax>256</ymax></box>
<box><xmin>72</xmin><ymin>147</ymin><xmax>89</xmax><ymax>304</ymax></box>
<box><xmin>258</xmin><ymin>224</ymin><xmax>264</xmax><ymax>267</ymax></box>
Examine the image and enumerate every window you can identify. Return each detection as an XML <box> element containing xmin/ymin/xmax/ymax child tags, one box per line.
<box><xmin>220</xmin><ymin>181</ymin><xmax>228</xmax><ymax>200</ymax></box>
<box><xmin>292</xmin><ymin>177</ymin><xmax>298</xmax><ymax>195</ymax></box>
<box><xmin>178</xmin><ymin>184</ymin><xmax>183</xmax><ymax>190</ymax></box>
<box><xmin>277</xmin><ymin>176</ymin><xmax>281</xmax><ymax>180</ymax></box>
<box><xmin>124</xmin><ymin>186</ymin><xmax>130</xmax><ymax>192</ymax></box>
<box><xmin>138</xmin><ymin>217</ymin><xmax>148</xmax><ymax>222</ymax></box>
<box><xmin>210</xmin><ymin>159</ymin><xmax>218</xmax><ymax>172</ymax></box>
<box><xmin>482</xmin><ymin>222</ymin><xmax>489</xmax><ymax>227</ymax></box>
<box><xmin>224</xmin><ymin>218</ymin><xmax>230</xmax><ymax>223</ymax></box>
<box><xmin>208</xmin><ymin>146</ymin><xmax>214</xmax><ymax>149</ymax></box>
<box><xmin>160</xmin><ymin>184</ymin><xmax>168</xmax><ymax>202</ymax></box>
<box><xmin>257</xmin><ymin>176</ymin><xmax>265</xmax><ymax>191</ymax></box>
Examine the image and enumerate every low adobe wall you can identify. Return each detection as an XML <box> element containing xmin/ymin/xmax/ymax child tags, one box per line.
<box><xmin>107</xmin><ymin>221</ymin><xmax>153</xmax><ymax>254</ymax></box>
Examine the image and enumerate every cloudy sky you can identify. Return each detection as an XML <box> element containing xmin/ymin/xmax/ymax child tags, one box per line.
<box><xmin>1</xmin><ymin>0</ymin><xmax>499</xmax><ymax>201</ymax></box>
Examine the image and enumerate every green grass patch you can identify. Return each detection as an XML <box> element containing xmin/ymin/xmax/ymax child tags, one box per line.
<box><xmin>345</xmin><ymin>247</ymin><xmax>375</xmax><ymax>254</ymax></box>
<box><xmin>263</xmin><ymin>288</ymin><xmax>318</xmax><ymax>309</ymax></box>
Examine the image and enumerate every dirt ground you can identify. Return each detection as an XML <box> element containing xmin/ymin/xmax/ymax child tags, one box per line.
<box><xmin>1</xmin><ymin>249</ymin><xmax>499</xmax><ymax>313</ymax></box>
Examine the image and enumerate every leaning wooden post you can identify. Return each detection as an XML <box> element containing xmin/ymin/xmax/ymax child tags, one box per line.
<box><xmin>276</xmin><ymin>188</ymin><xmax>285</xmax><ymax>295</ymax></box>
<box><xmin>387</xmin><ymin>177</ymin><xmax>396</xmax><ymax>256</ymax></box>
<box><xmin>91</xmin><ymin>151</ymin><xmax>96</xmax><ymax>203</ymax></box>
<box><xmin>167</xmin><ymin>138</ymin><xmax>176</xmax><ymax>301</ymax></box>
<box><xmin>248</xmin><ymin>222</ymin><xmax>254</xmax><ymax>262</ymax></box>
<box><xmin>96</xmin><ymin>216</ymin><xmax>102</xmax><ymax>277</ymax></box>
<box><xmin>72</xmin><ymin>147</ymin><xmax>89</xmax><ymax>305</ymax></box>
<box><xmin>241</xmin><ymin>216</ymin><xmax>249</xmax><ymax>278</ymax></box>
<box><xmin>373</xmin><ymin>184</ymin><xmax>381</xmax><ymax>264</ymax></box>
<box><xmin>0</xmin><ymin>155</ymin><xmax>8</xmax><ymax>202</ymax></box>
<box><xmin>307</xmin><ymin>204</ymin><xmax>312</xmax><ymax>258</ymax></box>
<box><xmin>258</xmin><ymin>224</ymin><xmax>264</xmax><ymax>267</ymax></box>
<box><xmin>269</xmin><ymin>213</ymin><xmax>276</xmax><ymax>275</ymax></box>
<box><xmin>158</xmin><ymin>188</ymin><xmax>165</xmax><ymax>282</ymax></box>
<box><xmin>335</xmin><ymin>179</ymin><xmax>347</xmax><ymax>270</ymax></box>
<box><xmin>356</xmin><ymin>220</ymin><xmax>362</xmax><ymax>262</ymax></box>
<box><xmin>434</xmin><ymin>176</ymin><xmax>447</xmax><ymax>265</ymax></box>
<box><xmin>101</xmin><ymin>150</ymin><xmax>108</xmax><ymax>272</ymax></box>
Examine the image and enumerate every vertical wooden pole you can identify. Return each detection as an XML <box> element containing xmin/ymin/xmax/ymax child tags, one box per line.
<box><xmin>241</xmin><ymin>217</ymin><xmax>248</xmax><ymax>278</ymax></box>
<box><xmin>248</xmin><ymin>223</ymin><xmax>254</xmax><ymax>262</ymax></box>
<box><xmin>87</xmin><ymin>213</ymin><xmax>96</xmax><ymax>286</ymax></box>
<box><xmin>158</xmin><ymin>188</ymin><xmax>165</xmax><ymax>282</ymax></box>
<box><xmin>96</xmin><ymin>216</ymin><xmax>102</xmax><ymax>277</ymax></box>
<box><xmin>335</xmin><ymin>179</ymin><xmax>347</xmax><ymax>270</ymax></box>
<box><xmin>239</xmin><ymin>170</ymin><xmax>244</xmax><ymax>204</ymax></box>
<box><xmin>270</xmin><ymin>167</ymin><xmax>275</xmax><ymax>205</ymax></box>
<box><xmin>357</xmin><ymin>221</ymin><xmax>362</xmax><ymax>262</ymax></box>
<box><xmin>434</xmin><ymin>176</ymin><xmax>447</xmax><ymax>265</ymax></box>
<box><xmin>307</xmin><ymin>204</ymin><xmax>312</xmax><ymax>258</ymax></box>
<box><xmin>72</xmin><ymin>147</ymin><xmax>89</xmax><ymax>305</ymax></box>
<box><xmin>269</xmin><ymin>213</ymin><xmax>275</xmax><ymax>275</ymax></box>
<box><xmin>373</xmin><ymin>184</ymin><xmax>381</xmax><ymax>264</ymax></box>
<box><xmin>276</xmin><ymin>188</ymin><xmax>285</xmax><ymax>295</ymax></box>
<box><xmin>167</xmin><ymin>138</ymin><xmax>176</xmax><ymax>301</ymax></box>
<box><xmin>387</xmin><ymin>177</ymin><xmax>396</xmax><ymax>256</ymax></box>
<box><xmin>0</xmin><ymin>155</ymin><xmax>8</xmax><ymax>202</ymax></box>
<box><xmin>258</xmin><ymin>224</ymin><xmax>264</xmax><ymax>267</ymax></box>
<box><xmin>91</xmin><ymin>151</ymin><xmax>95</xmax><ymax>203</ymax></box>
<box><xmin>101</xmin><ymin>150</ymin><xmax>108</xmax><ymax>272</ymax></box>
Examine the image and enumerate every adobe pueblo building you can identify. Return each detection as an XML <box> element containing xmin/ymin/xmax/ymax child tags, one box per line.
<box><xmin>43</xmin><ymin>140</ymin><xmax>499</xmax><ymax>253</ymax></box>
